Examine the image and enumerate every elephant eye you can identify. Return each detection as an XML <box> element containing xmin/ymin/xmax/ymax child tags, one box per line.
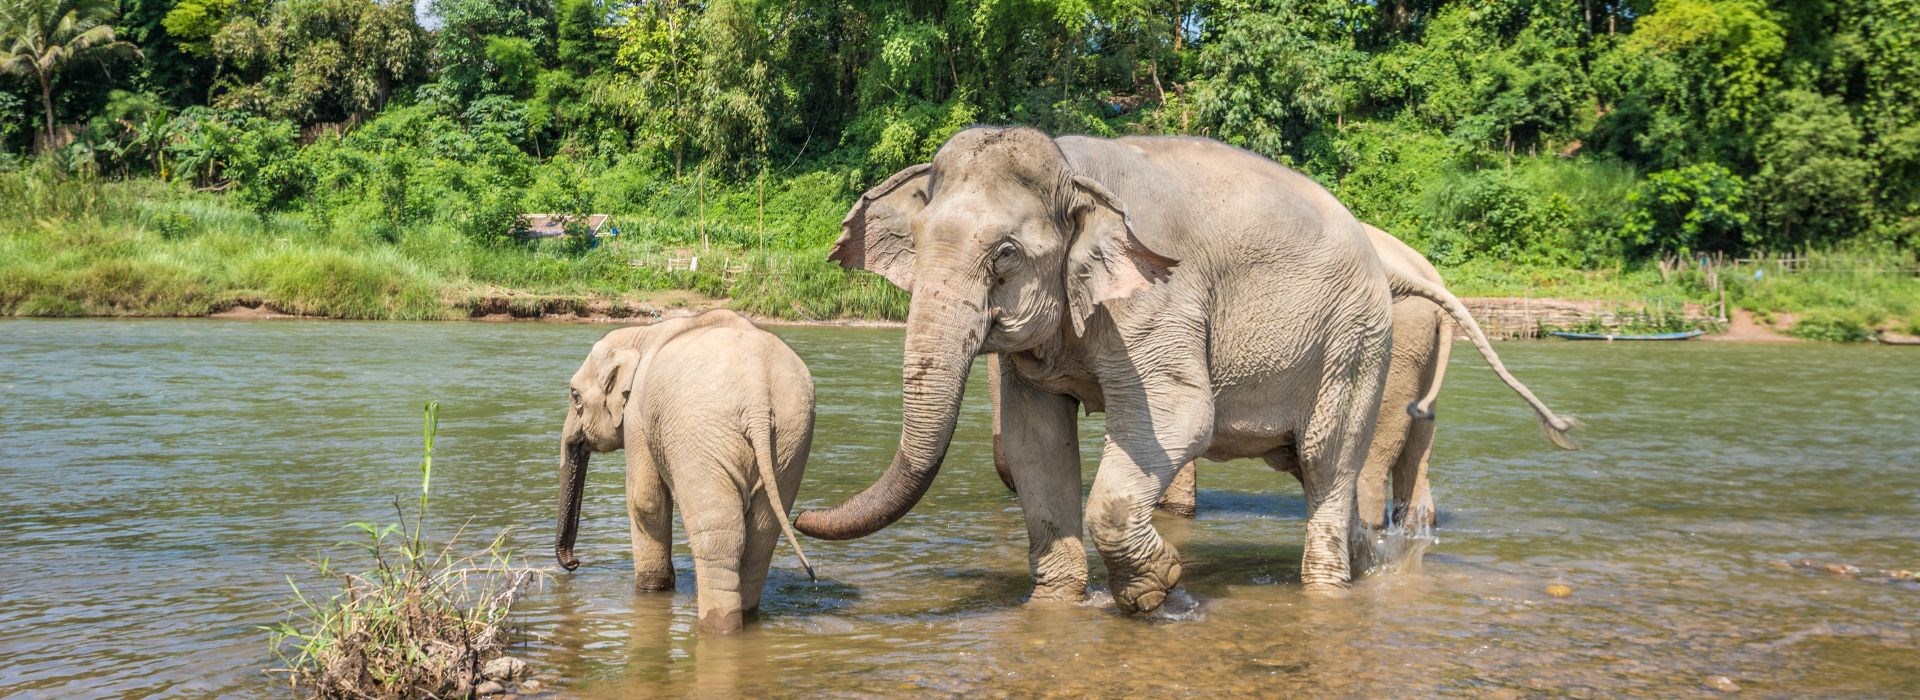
<box><xmin>990</xmin><ymin>241</ymin><xmax>1021</xmax><ymax>273</ymax></box>
<box><xmin>570</xmin><ymin>388</ymin><xmax>582</xmax><ymax>410</ymax></box>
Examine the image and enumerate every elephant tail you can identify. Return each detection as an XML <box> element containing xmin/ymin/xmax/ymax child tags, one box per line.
<box><xmin>1387</xmin><ymin>272</ymin><xmax>1580</xmax><ymax>450</ymax></box>
<box><xmin>750</xmin><ymin>410</ymin><xmax>815</xmax><ymax>580</ymax></box>
<box><xmin>1407</xmin><ymin>312</ymin><xmax>1454</xmax><ymax>421</ymax></box>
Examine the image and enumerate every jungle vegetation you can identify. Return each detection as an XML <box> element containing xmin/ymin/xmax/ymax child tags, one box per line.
<box><xmin>1</xmin><ymin>0</ymin><xmax>1915</xmax><ymax>335</ymax></box>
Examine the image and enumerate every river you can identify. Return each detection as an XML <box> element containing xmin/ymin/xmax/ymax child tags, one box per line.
<box><xmin>1</xmin><ymin>319</ymin><xmax>1916</xmax><ymax>697</ymax></box>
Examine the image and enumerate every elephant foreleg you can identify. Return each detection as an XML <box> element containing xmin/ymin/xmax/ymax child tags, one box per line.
<box><xmin>992</xmin><ymin>354</ymin><xmax>1090</xmax><ymax>602</ymax></box>
<box><xmin>1084</xmin><ymin>363</ymin><xmax>1213</xmax><ymax>615</ymax></box>
<box><xmin>628</xmin><ymin>437</ymin><xmax>675</xmax><ymax>591</ymax></box>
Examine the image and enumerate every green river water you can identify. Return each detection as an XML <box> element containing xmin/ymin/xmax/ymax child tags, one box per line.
<box><xmin>1</xmin><ymin>319</ymin><xmax>1916</xmax><ymax>697</ymax></box>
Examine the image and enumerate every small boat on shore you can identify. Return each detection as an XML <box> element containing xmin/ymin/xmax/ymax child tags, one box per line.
<box><xmin>1548</xmin><ymin>329</ymin><xmax>1707</xmax><ymax>341</ymax></box>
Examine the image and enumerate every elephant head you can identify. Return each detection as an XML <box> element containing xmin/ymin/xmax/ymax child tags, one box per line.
<box><xmin>555</xmin><ymin>329</ymin><xmax>644</xmax><ymax>571</ymax></box>
<box><xmin>793</xmin><ymin>126</ymin><xmax>1176</xmax><ymax>540</ymax></box>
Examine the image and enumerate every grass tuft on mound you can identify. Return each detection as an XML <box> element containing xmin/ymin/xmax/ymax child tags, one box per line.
<box><xmin>265</xmin><ymin>403</ymin><xmax>542</xmax><ymax>698</ymax></box>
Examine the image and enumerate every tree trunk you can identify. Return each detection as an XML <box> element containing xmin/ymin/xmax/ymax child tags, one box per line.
<box><xmin>39</xmin><ymin>71</ymin><xmax>56</xmax><ymax>149</ymax></box>
<box><xmin>1172</xmin><ymin>4</ymin><xmax>1184</xmax><ymax>53</ymax></box>
<box><xmin>1149</xmin><ymin>54</ymin><xmax>1166</xmax><ymax>105</ymax></box>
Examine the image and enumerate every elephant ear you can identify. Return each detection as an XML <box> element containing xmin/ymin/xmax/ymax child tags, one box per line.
<box><xmin>1064</xmin><ymin>174</ymin><xmax>1178</xmax><ymax>336</ymax></box>
<box><xmin>829</xmin><ymin>163</ymin><xmax>932</xmax><ymax>291</ymax></box>
<box><xmin>594</xmin><ymin>346</ymin><xmax>643</xmax><ymax>404</ymax></box>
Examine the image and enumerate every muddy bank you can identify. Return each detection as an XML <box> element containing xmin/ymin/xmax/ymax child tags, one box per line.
<box><xmin>208</xmin><ymin>293</ymin><xmax>908</xmax><ymax>328</ymax></box>
<box><xmin>201</xmin><ymin>293</ymin><xmax>1858</xmax><ymax>339</ymax></box>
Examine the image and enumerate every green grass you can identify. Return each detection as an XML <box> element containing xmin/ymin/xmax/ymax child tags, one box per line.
<box><xmin>1</xmin><ymin>167</ymin><xmax>1910</xmax><ymax>337</ymax></box>
<box><xmin>1438</xmin><ymin>248</ymin><xmax>1920</xmax><ymax>341</ymax></box>
<box><xmin>0</xmin><ymin>169</ymin><xmax>906</xmax><ymax>321</ymax></box>
<box><xmin>266</xmin><ymin>402</ymin><xmax>539</xmax><ymax>697</ymax></box>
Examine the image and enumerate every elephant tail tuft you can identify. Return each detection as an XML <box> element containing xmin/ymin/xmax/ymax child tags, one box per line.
<box><xmin>1541</xmin><ymin>414</ymin><xmax>1580</xmax><ymax>451</ymax></box>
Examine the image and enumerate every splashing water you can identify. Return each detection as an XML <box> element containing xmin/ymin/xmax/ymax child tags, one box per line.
<box><xmin>1360</xmin><ymin>505</ymin><xmax>1438</xmax><ymax>577</ymax></box>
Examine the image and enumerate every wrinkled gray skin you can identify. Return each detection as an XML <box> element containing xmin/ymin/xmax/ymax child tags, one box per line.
<box><xmin>792</xmin><ymin>126</ymin><xmax>1405</xmax><ymax>613</ymax></box>
<box><xmin>1150</xmin><ymin>225</ymin><xmax>1579</xmax><ymax>535</ymax></box>
<box><xmin>554</xmin><ymin>309</ymin><xmax>815</xmax><ymax>633</ymax></box>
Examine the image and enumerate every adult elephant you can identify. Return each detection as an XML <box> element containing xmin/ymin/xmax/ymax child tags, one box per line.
<box><xmin>792</xmin><ymin>127</ymin><xmax>1476</xmax><ymax>612</ymax></box>
<box><xmin>1149</xmin><ymin>224</ymin><xmax>1578</xmax><ymax>530</ymax></box>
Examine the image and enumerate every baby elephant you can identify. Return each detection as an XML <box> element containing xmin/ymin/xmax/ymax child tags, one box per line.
<box><xmin>553</xmin><ymin>309</ymin><xmax>814</xmax><ymax>633</ymax></box>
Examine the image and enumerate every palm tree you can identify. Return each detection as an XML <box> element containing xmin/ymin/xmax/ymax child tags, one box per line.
<box><xmin>0</xmin><ymin>0</ymin><xmax>139</xmax><ymax>148</ymax></box>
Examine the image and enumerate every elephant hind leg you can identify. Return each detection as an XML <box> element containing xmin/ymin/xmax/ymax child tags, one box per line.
<box><xmin>1359</xmin><ymin>406</ymin><xmax>1414</xmax><ymax>533</ymax></box>
<box><xmin>675</xmin><ymin>458</ymin><xmax>752</xmax><ymax>634</ymax></box>
<box><xmin>737</xmin><ymin>479</ymin><xmax>784</xmax><ymax>616</ymax></box>
<box><xmin>1155</xmin><ymin>461</ymin><xmax>1198</xmax><ymax>518</ymax></box>
<box><xmin>1391</xmin><ymin>415</ymin><xmax>1437</xmax><ymax>529</ymax></box>
<box><xmin>1295</xmin><ymin>335</ymin><xmax>1391</xmax><ymax>591</ymax></box>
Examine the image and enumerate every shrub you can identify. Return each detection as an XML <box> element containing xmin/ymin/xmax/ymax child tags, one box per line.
<box><xmin>266</xmin><ymin>402</ymin><xmax>540</xmax><ymax>698</ymax></box>
<box><xmin>1623</xmin><ymin>162</ymin><xmax>1750</xmax><ymax>255</ymax></box>
<box><xmin>237</xmin><ymin>248</ymin><xmax>447</xmax><ymax>319</ymax></box>
<box><xmin>1789</xmin><ymin>309</ymin><xmax>1879</xmax><ymax>343</ymax></box>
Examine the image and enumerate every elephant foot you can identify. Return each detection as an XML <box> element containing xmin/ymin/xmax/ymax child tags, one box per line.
<box><xmin>697</xmin><ymin>608</ymin><xmax>745</xmax><ymax>634</ymax></box>
<box><xmin>1111</xmin><ymin>557</ymin><xmax>1183</xmax><ymax>615</ymax></box>
<box><xmin>1405</xmin><ymin>494</ymin><xmax>1437</xmax><ymax>529</ymax></box>
<box><xmin>1302</xmin><ymin>581</ymin><xmax>1352</xmax><ymax>598</ymax></box>
<box><xmin>633</xmin><ymin>570</ymin><xmax>676</xmax><ymax>592</ymax></box>
<box><xmin>1029</xmin><ymin>578</ymin><xmax>1088</xmax><ymax>604</ymax></box>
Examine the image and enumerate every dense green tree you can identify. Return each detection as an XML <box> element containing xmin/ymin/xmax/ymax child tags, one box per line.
<box><xmin>1623</xmin><ymin>162</ymin><xmax>1750</xmax><ymax>254</ymax></box>
<box><xmin>9</xmin><ymin>0</ymin><xmax>1920</xmax><ymax>260</ymax></box>
<box><xmin>0</xmin><ymin>0</ymin><xmax>139</xmax><ymax>143</ymax></box>
<box><xmin>1751</xmin><ymin>89</ymin><xmax>1876</xmax><ymax>247</ymax></box>
<box><xmin>426</xmin><ymin>0</ymin><xmax>553</xmax><ymax>107</ymax></box>
<box><xmin>208</xmin><ymin>0</ymin><xmax>426</xmax><ymax>123</ymax></box>
<box><xmin>1591</xmin><ymin>0</ymin><xmax>1783</xmax><ymax>168</ymax></box>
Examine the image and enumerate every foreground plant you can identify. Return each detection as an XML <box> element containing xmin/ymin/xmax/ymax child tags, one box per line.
<box><xmin>266</xmin><ymin>402</ymin><xmax>541</xmax><ymax>698</ymax></box>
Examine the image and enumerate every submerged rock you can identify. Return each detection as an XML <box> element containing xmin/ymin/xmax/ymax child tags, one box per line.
<box><xmin>476</xmin><ymin>680</ymin><xmax>506</xmax><ymax>696</ymax></box>
<box><xmin>1703</xmin><ymin>675</ymin><xmax>1741</xmax><ymax>692</ymax></box>
<box><xmin>1545</xmin><ymin>584</ymin><xmax>1574</xmax><ymax>598</ymax></box>
<box><xmin>483</xmin><ymin>656</ymin><xmax>529</xmax><ymax>682</ymax></box>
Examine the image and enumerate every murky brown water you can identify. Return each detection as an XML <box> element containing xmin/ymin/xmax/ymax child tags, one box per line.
<box><xmin>2</xmin><ymin>319</ymin><xmax>1916</xmax><ymax>697</ymax></box>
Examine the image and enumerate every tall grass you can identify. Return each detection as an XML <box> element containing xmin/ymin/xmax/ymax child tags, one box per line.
<box><xmin>265</xmin><ymin>402</ymin><xmax>540</xmax><ymax>698</ymax></box>
<box><xmin>0</xmin><ymin>167</ymin><xmax>905</xmax><ymax>321</ymax></box>
<box><xmin>728</xmin><ymin>252</ymin><xmax>910</xmax><ymax>321</ymax></box>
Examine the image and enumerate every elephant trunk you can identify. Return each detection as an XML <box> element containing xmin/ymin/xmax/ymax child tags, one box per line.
<box><xmin>794</xmin><ymin>289</ymin><xmax>988</xmax><ymax>540</ymax></box>
<box><xmin>555</xmin><ymin>434</ymin><xmax>592</xmax><ymax>571</ymax></box>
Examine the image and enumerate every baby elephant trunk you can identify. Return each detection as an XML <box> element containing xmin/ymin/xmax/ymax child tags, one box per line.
<box><xmin>555</xmin><ymin>436</ymin><xmax>593</xmax><ymax>571</ymax></box>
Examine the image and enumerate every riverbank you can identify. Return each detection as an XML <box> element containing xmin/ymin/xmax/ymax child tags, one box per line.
<box><xmin>4</xmin><ymin>173</ymin><xmax>1915</xmax><ymax>340</ymax></box>
<box><xmin>180</xmin><ymin>291</ymin><xmax>1832</xmax><ymax>343</ymax></box>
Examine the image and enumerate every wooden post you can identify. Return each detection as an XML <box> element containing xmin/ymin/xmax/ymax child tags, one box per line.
<box><xmin>1524</xmin><ymin>292</ymin><xmax>1533</xmax><ymax>339</ymax></box>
